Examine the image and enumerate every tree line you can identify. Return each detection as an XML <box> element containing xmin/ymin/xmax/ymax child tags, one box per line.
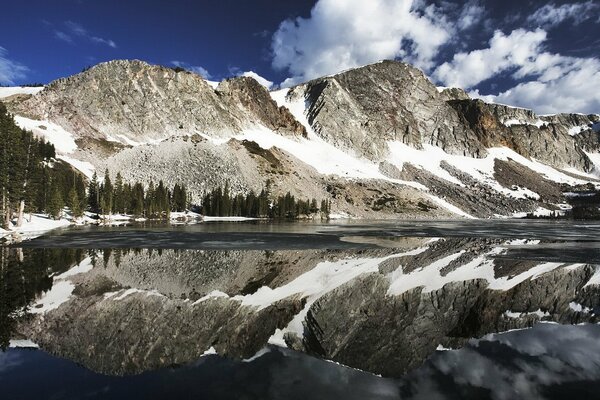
<box><xmin>200</xmin><ymin>180</ymin><xmax>331</xmax><ymax>219</ymax></box>
<box><xmin>1</xmin><ymin>101</ymin><xmax>331</xmax><ymax>223</ymax></box>
<box><xmin>0</xmin><ymin>102</ymin><xmax>85</xmax><ymax>228</ymax></box>
<box><xmin>86</xmin><ymin>170</ymin><xmax>189</xmax><ymax>218</ymax></box>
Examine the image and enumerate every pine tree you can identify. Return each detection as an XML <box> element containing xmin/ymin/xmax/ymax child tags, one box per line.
<box><xmin>100</xmin><ymin>169</ymin><xmax>113</xmax><ymax>216</ymax></box>
<box><xmin>113</xmin><ymin>172</ymin><xmax>124</xmax><ymax>214</ymax></box>
<box><xmin>88</xmin><ymin>172</ymin><xmax>100</xmax><ymax>214</ymax></box>
<box><xmin>47</xmin><ymin>183</ymin><xmax>64</xmax><ymax>220</ymax></box>
<box><xmin>67</xmin><ymin>186</ymin><xmax>83</xmax><ymax>218</ymax></box>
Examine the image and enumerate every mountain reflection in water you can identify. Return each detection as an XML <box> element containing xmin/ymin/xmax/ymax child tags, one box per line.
<box><xmin>1</xmin><ymin>221</ymin><xmax>599</xmax><ymax>399</ymax></box>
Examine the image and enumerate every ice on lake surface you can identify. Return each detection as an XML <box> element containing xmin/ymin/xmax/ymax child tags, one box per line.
<box><xmin>1</xmin><ymin>220</ymin><xmax>600</xmax><ymax>399</ymax></box>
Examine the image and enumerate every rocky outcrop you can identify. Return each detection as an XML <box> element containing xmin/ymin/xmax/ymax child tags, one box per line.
<box><xmin>449</xmin><ymin>99</ymin><xmax>594</xmax><ymax>171</ymax></box>
<box><xmin>6</xmin><ymin>59</ymin><xmax>600</xmax><ymax>219</ymax></box>
<box><xmin>13</xmin><ymin>60</ymin><xmax>303</xmax><ymax>145</ymax></box>
<box><xmin>291</xmin><ymin>60</ymin><xmax>485</xmax><ymax>160</ymax></box>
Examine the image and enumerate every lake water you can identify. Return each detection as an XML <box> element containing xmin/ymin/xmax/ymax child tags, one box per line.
<box><xmin>1</xmin><ymin>220</ymin><xmax>600</xmax><ymax>399</ymax></box>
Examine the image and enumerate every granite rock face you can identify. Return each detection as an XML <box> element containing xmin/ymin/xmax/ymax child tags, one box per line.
<box><xmin>289</xmin><ymin>60</ymin><xmax>599</xmax><ymax>171</ymax></box>
<box><xmin>292</xmin><ymin>60</ymin><xmax>485</xmax><ymax>160</ymax></box>
<box><xmin>7</xmin><ymin>59</ymin><xmax>600</xmax><ymax>218</ymax></box>
<box><xmin>14</xmin><ymin>60</ymin><xmax>304</xmax><ymax>144</ymax></box>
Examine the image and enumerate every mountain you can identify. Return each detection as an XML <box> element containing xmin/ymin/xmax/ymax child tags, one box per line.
<box><xmin>2</xmin><ymin>59</ymin><xmax>599</xmax><ymax>219</ymax></box>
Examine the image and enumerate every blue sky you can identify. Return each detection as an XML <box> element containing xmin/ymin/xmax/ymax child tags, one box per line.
<box><xmin>0</xmin><ymin>0</ymin><xmax>599</xmax><ymax>113</ymax></box>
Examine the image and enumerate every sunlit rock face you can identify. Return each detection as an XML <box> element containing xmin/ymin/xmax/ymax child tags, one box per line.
<box><xmin>6</xmin><ymin>59</ymin><xmax>600</xmax><ymax>220</ymax></box>
<box><xmin>11</xmin><ymin>232</ymin><xmax>600</xmax><ymax>377</ymax></box>
<box><xmin>13</xmin><ymin>60</ymin><xmax>304</xmax><ymax>144</ymax></box>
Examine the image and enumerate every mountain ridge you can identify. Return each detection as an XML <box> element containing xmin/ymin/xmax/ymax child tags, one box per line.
<box><xmin>3</xmin><ymin>58</ymin><xmax>600</xmax><ymax>219</ymax></box>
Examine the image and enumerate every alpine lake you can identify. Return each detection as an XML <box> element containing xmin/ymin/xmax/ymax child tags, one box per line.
<box><xmin>2</xmin><ymin>219</ymin><xmax>600</xmax><ymax>400</ymax></box>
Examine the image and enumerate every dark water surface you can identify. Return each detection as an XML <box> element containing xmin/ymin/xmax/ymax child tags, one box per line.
<box><xmin>1</xmin><ymin>220</ymin><xmax>600</xmax><ymax>399</ymax></box>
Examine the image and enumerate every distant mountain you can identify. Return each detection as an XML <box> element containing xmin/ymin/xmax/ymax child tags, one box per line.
<box><xmin>3</xmin><ymin>59</ymin><xmax>600</xmax><ymax>219</ymax></box>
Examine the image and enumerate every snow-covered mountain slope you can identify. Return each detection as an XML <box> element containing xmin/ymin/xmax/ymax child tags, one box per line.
<box><xmin>4</xmin><ymin>59</ymin><xmax>600</xmax><ymax>219</ymax></box>
<box><xmin>0</xmin><ymin>86</ymin><xmax>44</xmax><ymax>99</ymax></box>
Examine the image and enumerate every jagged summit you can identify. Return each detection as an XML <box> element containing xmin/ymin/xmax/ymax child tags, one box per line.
<box><xmin>13</xmin><ymin>59</ymin><xmax>304</xmax><ymax>145</ymax></box>
<box><xmin>4</xmin><ymin>57</ymin><xmax>600</xmax><ymax>219</ymax></box>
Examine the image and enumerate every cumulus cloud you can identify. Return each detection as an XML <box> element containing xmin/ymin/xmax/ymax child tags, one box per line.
<box><xmin>485</xmin><ymin>57</ymin><xmax>600</xmax><ymax>114</ymax></box>
<box><xmin>271</xmin><ymin>0</ymin><xmax>454</xmax><ymax>86</ymax></box>
<box><xmin>240</xmin><ymin>71</ymin><xmax>273</xmax><ymax>89</ymax></box>
<box><xmin>432</xmin><ymin>27</ymin><xmax>600</xmax><ymax>114</ymax></box>
<box><xmin>62</xmin><ymin>21</ymin><xmax>117</xmax><ymax>48</ymax></box>
<box><xmin>171</xmin><ymin>61</ymin><xmax>212</xmax><ymax>79</ymax></box>
<box><xmin>0</xmin><ymin>46</ymin><xmax>29</xmax><ymax>85</ymax></box>
<box><xmin>527</xmin><ymin>1</ymin><xmax>599</xmax><ymax>28</ymax></box>
<box><xmin>454</xmin><ymin>0</ymin><xmax>486</xmax><ymax>31</ymax></box>
<box><xmin>432</xmin><ymin>29</ymin><xmax>547</xmax><ymax>89</ymax></box>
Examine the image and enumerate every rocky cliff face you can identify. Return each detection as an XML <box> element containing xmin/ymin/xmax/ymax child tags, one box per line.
<box><xmin>288</xmin><ymin>60</ymin><xmax>599</xmax><ymax>171</ymax></box>
<box><xmin>292</xmin><ymin>60</ymin><xmax>485</xmax><ymax>160</ymax></box>
<box><xmin>14</xmin><ymin>60</ymin><xmax>304</xmax><ymax>144</ymax></box>
<box><xmin>6</xmin><ymin>58</ymin><xmax>600</xmax><ymax>219</ymax></box>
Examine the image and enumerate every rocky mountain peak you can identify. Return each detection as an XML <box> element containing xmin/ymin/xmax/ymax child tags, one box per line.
<box><xmin>11</xmin><ymin>59</ymin><xmax>304</xmax><ymax>146</ymax></box>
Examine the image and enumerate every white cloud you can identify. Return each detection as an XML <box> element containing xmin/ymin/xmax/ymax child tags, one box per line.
<box><xmin>271</xmin><ymin>0</ymin><xmax>453</xmax><ymax>86</ymax></box>
<box><xmin>240</xmin><ymin>71</ymin><xmax>273</xmax><ymax>89</ymax></box>
<box><xmin>0</xmin><ymin>46</ymin><xmax>28</xmax><ymax>85</ymax></box>
<box><xmin>432</xmin><ymin>29</ymin><xmax>547</xmax><ymax>89</ymax></box>
<box><xmin>527</xmin><ymin>1</ymin><xmax>599</xmax><ymax>28</ymax></box>
<box><xmin>90</xmin><ymin>37</ymin><xmax>117</xmax><ymax>48</ymax></box>
<box><xmin>170</xmin><ymin>61</ymin><xmax>212</xmax><ymax>79</ymax></box>
<box><xmin>63</xmin><ymin>21</ymin><xmax>117</xmax><ymax>48</ymax></box>
<box><xmin>54</xmin><ymin>30</ymin><xmax>73</xmax><ymax>44</ymax></box>
<box><xmin>456</xmin><ymin>0</ymin><xmax>486</xmax><ymax>30</ymax></box>
<box><xmin>484</xmin><ymin>57</ymin><xmax>600</xmax><ymax>114</ymax></box>
<box><xmin>433</xmin><ymin>26</ymin><xmax>600</xmax><ymax>114</ymax></box>
<box><xmin>436</xmin><ymin>27</ymin><xmax>600</xmax><ymax>114</ymax></box>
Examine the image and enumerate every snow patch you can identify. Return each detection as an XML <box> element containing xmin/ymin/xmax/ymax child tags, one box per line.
<box><xmin>192</xmin><ymin>290</ymin><xmax>230</xmax><ymax>305</ymax></box>
<box><xmin>55</xmin><ymin>257</ymin><xmax>93</xmax><ymax>279</ymax></box>
<box><xmin>8</xmin><ymin>339</ymin><xmax>39</xmax><ymax>348</ymax></box>
<box><xmin>202</xmin><ymin>347</ymin><xmax>217</xmax><ymax>356</ymax></box>
<box><xmin>202</xmin><ymin>216</ymin><xmax>257</xmax><ymax>222</ymax></box>
<box><xmin>504</xmin><ymin>309</ymin><xmax>550</xmax><ymax>319</ymax></box>
<box><xmin>568</xmin><ymin>126</ymin><xmax>587</xmax><ymax>136</ymax></box>
<box><xmin>112</xmin><ymin>288</ymin><xmax>164</xmax><ymax>301</ymax></box>
<box><xmin>14</xmin><ymin>116</ymin><xmax>78</xmax><ymax>154</ymax></box>
<box><xmin>0</xmin><ymin>86</ymin><xmax>43</xmax><ymax>99</ymax></box>
<box><xmin>29</xmin><ymin>280</ymin><xmax>75</xmax><ymax>314</ymax></box>
<box><xmin>502</xmin><ymin>118</ymin><xmax>547</xmax><ymax>128</ymax></box>
<box><xmin>7</xmin><ymin>213</ymin><xmax>70</xmax><ymax>235</ymax></box>
<box><xmin>387</xmin><ymin>247</ymin><xmax>567</xmax><ymax>296</ymax></box>
<box><xmin>264</xmin><ymin>246</ymin><xmax>430</xmax><ymax>345</ymax></box>
<box><xmin>569</xmin><ymin>302</ymin><xmax>592</xmax><ymax>313</ymax></box>
<box><xmin>56</xmin><ymin>155</ymin><xmax>95</xmax><ymax>179</ymax></box>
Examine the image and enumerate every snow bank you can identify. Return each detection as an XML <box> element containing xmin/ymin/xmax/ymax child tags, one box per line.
<box><xmin>29</xmin><ymin>280</ymin><xmax>75</xmax><ymax>314</ymax></box>
<box><xmin>7</xmin><ymin>213</ymin><xmax>70</xmax><ymax>235</ymax></box>
<box><xmin>55</xmin><ymin>257</ymin><xmax>93</xmax><ymax>279</ymax></box>
<box><xmin>0</xmin><ymin>86</ymin><xmax>43</xmax><ymax>99</ymax></box>
<box><xmin>260</xmin><ymin>246</ymin><xmax>430</xmax><ymax>345</ymax></box>
<box><xmin>14</xmin><ymin>116</ymin><xmax>78</xmax><ymax>154</ymax></box>
<box><xmin>388</xmin><ymin>141</ymin><xmax>589</xmax><ymax>194</ymax></box>
<box><xmin>504</xmin><ymin>309</ymin><xmax>549</xmax><ymax>319</ymax></box>
<box><xmin>8</xmin><ymin>339</ymin><xmax>39</xmax><ymax>348</ymax></box>
<box><xmin>13</xmin><ymin>116</ymin><xmax>97</xmax><ymax>178</ymax></box>
<box><xmin>502</xmin><ymin>118</ymin><xmax>547</xmax><ymax>128</ymax></box>
<box><xmin>569</xmin><ymin>302</ymin><xmax>592</xmax><ymax>313</ymax></box>
<box><xmin>265</xmin><ymin>89</ymin><xmax>424</xmax><ymax>189</ymax></box>
<box><xmin>56</xmin><ymin>155</ymin><xmax>95</xmax><ymax>179</ymax></box>
<box><xmin>202</xmin><ymin>216</ymin><xmax>256</xmax><ymax>222</ymax></box>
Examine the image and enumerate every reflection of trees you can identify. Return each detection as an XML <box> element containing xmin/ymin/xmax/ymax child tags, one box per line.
<box><xmin>0</xmin><ymin>247</ymin><xmax>86</xmax><ymax>349</ymax></box>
